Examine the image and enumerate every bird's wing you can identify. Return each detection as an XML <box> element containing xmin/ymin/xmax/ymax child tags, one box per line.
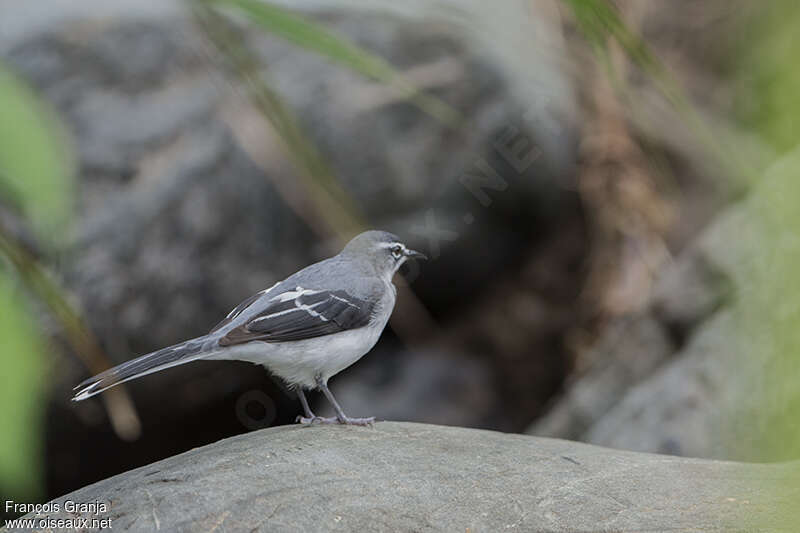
<box><xmin>217</xmin><ymin>287</ymin><xmax>376</xmax><ymax>346</ymax></box>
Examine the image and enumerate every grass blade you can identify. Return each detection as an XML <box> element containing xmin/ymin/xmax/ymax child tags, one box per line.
<box><xmin>563</xmin><ymin>0</ymin><xmax>754</xmax><ymax>187</ymax></box>
<box><xmin>204</xmin><ymin>0</ymin><xmax>463</xmax><ymax>126</ymax></box>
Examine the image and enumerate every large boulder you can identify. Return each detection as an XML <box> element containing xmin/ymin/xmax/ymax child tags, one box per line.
<box><xmin>8</xmin><ymin>422</ymin><xmax>797</xmax><ymax>532</ymax></box>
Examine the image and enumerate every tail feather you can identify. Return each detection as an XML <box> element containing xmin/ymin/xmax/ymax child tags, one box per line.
<box><xmin>72</xmin><ymin>336</ymin><xmax>214</xmax><ymax>401</ymax></box>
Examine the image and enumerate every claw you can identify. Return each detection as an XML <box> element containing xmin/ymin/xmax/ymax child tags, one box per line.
<box><xmin>338</xmin><ymin>416</ymin><xmax>376</xmax><ymax>426</ymax></box>
<box><xmin>296</xmin><ymin>415</ymin><xmax>376</xmax><ymax>426</ymax></box>
<box><xmin>297</xmin><ymin>416</ymin><xmax>339</xmax><ymax>425</ymax></box>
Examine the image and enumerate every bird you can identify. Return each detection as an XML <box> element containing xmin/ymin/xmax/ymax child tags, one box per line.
<box><xmin>72</xmin><ymin>230</ymin><xmax>427</xmax><ymax>426</ymax></box>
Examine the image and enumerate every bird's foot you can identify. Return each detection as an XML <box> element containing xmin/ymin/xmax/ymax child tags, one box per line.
<box><xmin>296</xmin><ymin>415</ymin><xmax>375</xmax><ymax>426</ymax></box>
<box><xmin>296</xmin><ymin>415</ymin><xmax>339</xmax><ymax>425</ymax></box>
<box><xmin>337</xmin><ymin>416</ymin><xmax>376</xmax><ymax>426</ymax></box>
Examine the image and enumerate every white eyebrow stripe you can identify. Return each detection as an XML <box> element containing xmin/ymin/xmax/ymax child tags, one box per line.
<box><xmin>377</xmin><ymin>242</ymin><xmax>407</xmax><ymax>252</ymax></box>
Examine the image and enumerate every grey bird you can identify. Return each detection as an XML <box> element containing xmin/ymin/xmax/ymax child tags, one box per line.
<box><xmin>72</xmin><ymin>230</ymin><xmax>426</xmax><ymax>425</ymax></box>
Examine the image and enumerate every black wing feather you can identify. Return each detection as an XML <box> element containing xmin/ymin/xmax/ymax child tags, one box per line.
<box><xmin>219</xmin><ymin>289</ymin><xmax>374</xmax><ymax>346</ymax></box>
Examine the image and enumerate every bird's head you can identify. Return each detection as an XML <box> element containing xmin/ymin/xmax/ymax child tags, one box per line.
<box><xmin>341</xmin><ymin>230</ymin><xmax>427</xmax><ymax>278</ymax></box>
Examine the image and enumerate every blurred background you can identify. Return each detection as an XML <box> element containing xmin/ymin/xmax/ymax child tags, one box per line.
<box><xmin>1</xmin><ymin>0</ymin><xmax>799</xmax><ymax>520</ymax></box>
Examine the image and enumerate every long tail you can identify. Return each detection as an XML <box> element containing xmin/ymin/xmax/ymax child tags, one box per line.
<box><xmin>72</xmin><ymin>336</ymin><xmax>216</xmax><ymax>401</ymax></box>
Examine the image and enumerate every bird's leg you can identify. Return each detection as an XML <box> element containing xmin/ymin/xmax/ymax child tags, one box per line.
<box><xmin>297</xmin><ymin>389</ymin><xmax>314</xmax><ymax>418</ymax></box>
<box><xmin>296</xmin><ymin>388</ymin><xmax>338</xmax><ymax>425</ymax></box>
<box><xmin>315</xmin><ymin>376</ymin><xmax>375</xmax><ymax>426</ymax></box>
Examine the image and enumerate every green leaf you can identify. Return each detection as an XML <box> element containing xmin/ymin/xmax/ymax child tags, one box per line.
<box><xmin>0</xmin><ymin>63</ymin><xmax>74</xmax><ymax>244</ymax></box>
<box><xmin>204</xmin><ymin>0</ymin><xmax>462</xmax><ymax>127</ymax></box>
<box><xmin>0</xmin><ymin>272</ymin><xmax>46</xmax><ymax>499</ymax></box>
<box><xmin>735</xmin><ymin>0</ymin><xmax>800</xmax><ymax>152</ymax></box>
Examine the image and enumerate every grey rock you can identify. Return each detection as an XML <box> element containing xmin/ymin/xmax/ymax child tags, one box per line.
<box><xmin>530</xmin><ymin>316</ymin><xmax>674</xmax><ymax>441</ymax></box>
<box><xmin>73</xmin><ymin>78</ymin><xmax>220</xmax><ymax>171</ymax></box>
<box><xmin>583</xmin><ymin>310</ymin><xmax>738</xmax><ymax>458</ymax></box>
<box><xmin>11</xmin><ymin>423</ymin><xmax>798</xmax><ymax>532</ymax></box>
<box><xmin>650</xmin><ymin>249</ymin><xmax>732</xmax><ymax>339</ymax></box>
<box><xmin>527</xmin><ymin>242</ymin><xmax>734</xmax><ymax>456</ymax></box>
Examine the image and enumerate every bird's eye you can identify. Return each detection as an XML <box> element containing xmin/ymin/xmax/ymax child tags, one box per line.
<box><xmin>391</xmin><ymin>245</ymin><xmax>403</xmax><ymax>259</ymax></box>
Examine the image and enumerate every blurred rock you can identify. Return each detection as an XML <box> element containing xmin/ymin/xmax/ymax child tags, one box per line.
<box><xmin>15</xmin><ymin>423</ymin><xmax>797</xmax><ymax>532</ymax></box>
<box><xmin>531</xmin><ymin>150</ymin><xmax>800</xmax><ymax>461</ymax></box>
<box><xmin>529</xmin><ymin>218</ymin><xmax>736</xmax><ymax>457</ymax></box>
<box><xmin>3</xmin><ymin>3</ymin><xmax>579</xmax><ymax>341</ymax></box>
<box><xmin>650</xmin><ymin>250</ymin><xmax>732</xmax><ymax>342</ymax></box>
<box><xmin>583</xmin><ymin>310</ymin><xmax>736</xmax><ymax>457</ymax></box>
<box><xmin>529</xmin><ymin>316</ymin><xmax>674</xmax><ymax>441</ymax></box>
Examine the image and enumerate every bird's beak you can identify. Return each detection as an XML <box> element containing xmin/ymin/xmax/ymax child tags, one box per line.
<box><xmin>405</xmin><ymin>249</ymin><xmax>428</xmax><ymax>260</ymax></box>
